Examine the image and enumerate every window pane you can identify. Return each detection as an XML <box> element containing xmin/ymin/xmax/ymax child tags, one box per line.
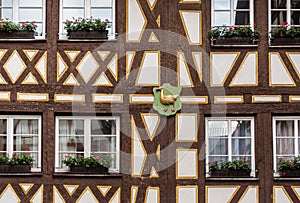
<box><xmin>63</xmin><ymin>0</ymin><xmax>84</xmax><ymax>7</ymax></box>
<box><xmin>214</xmin><ymin>0</ymin><xmax>230</xmax><ymax>10</ymax></box>
<box><xmin>91</xmin><ymin>0</ymin><xmax>113</xmax><ymax>7</ymax></box>
<box><xmin>291</xmin><ymin>11</ymin><xmax>300</xmax><ymax>25</ymax></box>
<box><xmin>291</xmin><ymin>0</ymin><xmax>300</xmax><ymax>8</ymax></box>
<box><xmin>234</xmin><ymin>0</ymin><xmax>249</xmax><ymax>9</ymax></box>
<box><xmin>208</xmin><ymin>138</ymin><xmax>228</xmax><ymax>155</ymax></box>
<box><xmin>91</xmin><ymin>120</ymin><xmax>116</xmax><ymax>135</ymax></box>
<box><xmin>276</xmin><ymin>138</ymin><xmax>294</xmax><ymax>154</ymax></box>
<box><xmin>0</xmin><ymin>119</ymin><xmax>7</xmax><ymax>134</ymax></box>
<box><xmin>208</xmin><ymin>156</ymin><xmax>228</xmax><ymax>163</ymax></box>
<box><xmin>232</xmin><ymin>138</ymin><xmax>251</xmax><ymax>155</ymax></box>
<box><xmin>0</xmin><ymin>136</ymin><xmax>6</xmax><ymax>151</ymax></box>
<box><xmin>91</xmin><ymin>9</ymin><xmax>112</xmax><ymax>21</ymax></box>
<box><xmin>231</xmin><ymin>121</ymin><xmax>251</xmax><ymax>137</ymax></box>
<box><xmin>19</xmin><ymin>9</ymin><xmax>42</xmax><ymax>21</ymax></box>
<box><xmin>19</xmin><ymin>0</ymin><xmax>42</xmax><ymax>7</ymax></box>
<box><xmin>271</xmin><ymin>0</ymin><xmax>287</xmax><ymax>9</ymax></box>
<box><xmin>59</xmin><ymin>153</ymin><xmax>84</xmax><ymax>168</ymax></box>
<box><xmin>0</xmin><ymin>8</ymin><xmax>12</xmax><ymax>19</ymax></box>
<box><xmin>234</xmin><ymin>11</ymin><xmax>250</xmax><ymax>25</ymax></box>
<box><xmin>91</xmin><ymin>136</ymin><xmax>116</xmax><ymax>152</ymax></box>
<box><xmin>59</xmin><ymin>136</ymin><xmax>84</xmax><ymax>152</ymax></box>
<box><xmin>62</xmin><ymin>9</ymin><xmax>85</xmax><ymax>21</ymax></box>
<box><xmin>271</xmin><ymin>11</ymin><xmax>287</xmax><ymax>25</ymax></box>
<box><xmin>214</xmin><ymin>11</ymin><xmax>230</xmax><ymax>25</ymax></box>
<box><xmin>0</xmin><ymin>0</ymin><xmax>12</xmax><ymax>7</ymax></box>
<box><xmin>13</xmin><ymin>136</ymin><xmax>38</xmax><ymax>151</ymax></box>
<box><xmin>276</xmin><ymin>120</ymin><xmax>294</xmax><ymax>137</ymax></box>
<box><xmin>13</xmin><ymin>119</ymin><xmax>38</xmax><ymax>134</ymax></box>
<box><xmin>208</xmin><ymin>120</ymin><xmax>228</xmax><ymax>136</ymax></box>
<box><xmin>59</xmin><ymin>120</ymin><xmax>84</xmax><ymax>135</ymax></box>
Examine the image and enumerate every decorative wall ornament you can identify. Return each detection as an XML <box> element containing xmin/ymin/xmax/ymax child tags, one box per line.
<box><xmin>153</xmin><ymin>83</ymin><xmax>182</xmax><ymax>116</ymax></box>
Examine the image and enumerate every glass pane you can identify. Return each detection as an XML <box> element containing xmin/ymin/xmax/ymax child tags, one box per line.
<box><xmin>91</xmin><ymin>9</ymin><xmax>112</xmax><ymax>21</ymax></box>
<box><xmin>1</xmin><ymin>0</ymin><xmax>12</xmax><ymax>7</ymax></box>
<box><xmin>271</xmin><ymin>11</ymin><xmax>287</xmax><ymax>25</ymax></box>
<box><xmin>92</xmin><ymin>153</ymin><xmax>115</xmax><ymax>168</ymax></box>
<box><xmin>291</xmin><ymin>0</ymin><xmax>300</xmax><ymax>8</ymax></box>
<box><xmin>59</xmin><ymin>119</ymin><xmax>84</xmax><ymax>135</ymax></box>
<box><xmin>91</xmin><ymin>0</ymin><xmax>112</xmax><ymax>7</ymax></box>
<box><xmin>13</xmin><ymin>119</ymin><xmax>38</xmax><ymax>134</ymax></box>
<box><xmin>13</xmin><ymin>136</ymin><xmax>38</xmax><ymax>151</ymax></box>
<box><xmin>291</xmin><ymin>11</ymin><xmax>300</xmax><ymax>25</ymax></box>
<box><xmin>234</xmin><ymin>0</ymin><xmax>249</xmax><ymax>9</ymax></box>
<box><xmin>208</xmin><ymin>138</ymin><xmax>228</xmax><ymax>155</ymax></box>
<box><xmin>276</xmin><ymin>138</ymin><xmax>294</xmax><ymax>154</ymax></box>
<box><xmin>208</xmin><ymin>120</ymin><xmax>228</xmax><ymax>137</ymax></box>
<box><xmin>234</xmin><ymin>11</ymin><xmax>250</xmax><ymax>25</ymax></box>
<box><xmin>34</xmin><ymin>22</ymin><xmax>43</xmax><ymax>36</ymax></box>
<box><xmin>62</xmin><ymin>9</ymin><xmax>85</xmax><ymax>21</ymax></box>
<box><xmin>91</xmin><ymin>120</ymin><xmax>116</xmax><ymax>135</ymax></box>
<box><xmin>19</xmin><ymin>9</ymin><xmax>42</xmax><ymax>21</ymax></box>
<box><xmin>19</xmin><ymin>0</ymin><xmax>42</xmax><ymax>7</ymax></box>
<box><xmin>208</xmin><ymin>156</ymin><xmax>228</xmax><ymax>164</ymax></box>
<box><xmin>59</xmin><ymin>153</ymin><xmax>84</xmax><ymax>168</ymax></box>
<box><xmin>0</xmin><ymin>136</ymin><xmax>6</xmax><ymax>151</ymax></box>
<box><xmin>276</xmin><ymin>120</ymin><xmax>294</xmax><ymax>137</ymax></box>
<box><xmin>232</xmin><ymin>138</ymin><xmax>251</xmax><ymax>155</ymax></box>
<box><xmin>214</xmin><ymin>0</ymin><xmax>230</xmax><ymax>10</ymax></box>
<box><xmin>0</xmin><ymin>119</ymin><xmax>7</xmax><ymax>134</ymax></box>
<box><xmin>63</xmin><ymin>0</ymin><xmax>84</xmax><ymax>7</ymax></box>
<box><xmin>214</xmin><ymin>11</ymin><xmax>230</xmax><ymax>25</ymax></box>
<box><xmin>232</xmin><ymin>156</ymin><xmax>251</xmax><ymax>161</ymax></box>
<box><xmin>91</xmin><ymin>136</ymin><xmax>116</xmax><ymax>152</ymax></box>
<box><xmin>1</xmin><ymin>8</ymin><xmax>12</xmax><ymax>19</ymax></box>
<box><xmin>271</xmin><ymin>0</ymin><xmax>287</xmax><ymax>9</ymax></box>
<box><xmin>231</xmin><ymin>121</ymin><xmax>251</xmax><ymax>137</ymax></box>
<box><xmin>59</xmin><ymin>136</ymin><xmax>84</xmax><ymax>152</ymax></box>
<box><xmin>13</xmin><ymin>152</ymin><xmax>38</xmax><ymax>167</ymax></box>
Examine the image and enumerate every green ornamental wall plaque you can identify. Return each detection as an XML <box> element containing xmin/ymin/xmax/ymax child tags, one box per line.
<box><xmin>153</xmin><ymin>83</ymin><xmax>182</xmax><ymax>116</ymax></box>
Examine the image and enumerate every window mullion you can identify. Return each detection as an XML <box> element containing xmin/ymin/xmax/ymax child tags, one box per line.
<box><xmin>230</xmin><ymin>0</ymin><xmax>234</xmax><ymax>25</ymax></box>
<box><xmin>85</xmin><ymin>119</ymin><xmax>90</xmax><ymax>157</ymax></box>
<box><xmin>13</xmin><ymin>0</ymin><xmax>18</xmax><ymax>23</ymax></box>
<box><xmin>86</xmin><ymin>0</ymin><xmax>91</xmax><ymax>18</ymax></box>
<box><xmin>7</xmin><ymin>118</ymin><xmax>13</xmax><ymax>156</ymax></box>
<box><xmin>295</xmin><ymin>120</ymin><xmax>298</xmax><ymax>156</ymax></box>
<box><xmin>228</xmin><ymin>119</ymin><xmax>232</xmax><ymax>161</ymax></box>
<box><xmin>287</xmin><ymin>0</ymin><xmax>291</xmax><ymax>24</ymax></box>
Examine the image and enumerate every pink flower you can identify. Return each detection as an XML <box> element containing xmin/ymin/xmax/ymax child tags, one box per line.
<box><xmin>105</xmin><ymin>19</ymin><xmax>109</xmax><ymax>22</ymax></box>
<box><xmin>282</xmin><ymin>22</ymin><xmax>288</xmax><ymax>26</ymax></box>
<box><xmin>21</xmin><ymin>22</ymin><xmax>25</xmax><ymax>27</ymax></box>
<box><xmin>280</xmin><ymin>33</ymin><xmax>284</xmax><ymax>37</ymax></box>
<box><xmin>30</xmin><ymin>164</ymin><xmax>33</xmax><ymax>168</ymax></box>
<box><xmin>64</xmin><ymin>155</ymin><xmax>68</xmax><ymax>159</ymax></box>
<box><xmin>100</xmin><ymin>23</ymin><xmax>105</xmax><ymax>27</ymax></box>
<box><xmin>253</xmin><ymin>22</ymin><xmax>257</xmax><ymax>27</ymax></box>
<box><xmin>95</xmin><ymin>155</ymin><xmax>100</xmax><ymax>160</ymax></box>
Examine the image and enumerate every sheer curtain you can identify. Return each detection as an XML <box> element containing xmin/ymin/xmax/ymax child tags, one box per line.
<box><xmin>276</xmin><ymin>120</ymin><xmax>294</xmax><ymax>157</ymax></box>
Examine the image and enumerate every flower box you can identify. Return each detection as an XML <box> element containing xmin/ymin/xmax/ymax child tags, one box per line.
<box><xmin>271</xmin><ymin>37</ymin><xmax>300</xmax><ymax>45</ymax></box>
<box><xmin>69</xmin><ymin>165</ymin><xmax>109</xmax><ymax>174</ymax></box>
<box><xmin>212</xmin><ymin>37</ymin><xmax>253</xmax><ymax>45</ymax></box>
<box><xmin>67</xmin><ymin>30</ymin><xmax>108</xmax><ymax>39</ymax></box>
<box><xmin>210</xmin><ymin>169</ymin><xmax>251</xmax><ymax>177</ymax></box>
<box><xmin>0</xmin><ymin>31</ymin><xmax>35</xmax><ymax>39</ymax></box>
<box><xmin>0</xmin><ymin>164</ymin><xmax>31</xmax><ymax>173</ymax></box>
<box><xmin>279</xmin><ymin>169</ymin><xmax>300</xmax><ymax>177</ymax></box>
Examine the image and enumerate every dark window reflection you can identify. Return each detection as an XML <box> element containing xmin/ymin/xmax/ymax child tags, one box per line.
<box><xmin>234</xmin><ymin>0</ymin><xmax>249</xmax><ymax>9</ymax></box>
<box><xmin>291</xmin><ymin>0</ymin><xmax>300</xmax><ymax>9</ymax></box>
<box><xmin>271</xmin><ymin>0</ymin><xmax>287</xmax><ymax>9</ymax></box>
<box><xmin>234</xmin><ymin>11</ymin><xmax>250</xmax><ymax>25</ymax></box>
<box><xmin>292</xmin><ymin>11</ymin><xmax>300</xmax><ymax>25</ymax></box>
<box><xmin>271</xmin><ymin>11</ymin><xmax>287</xmax><ymax>25</ymax></box>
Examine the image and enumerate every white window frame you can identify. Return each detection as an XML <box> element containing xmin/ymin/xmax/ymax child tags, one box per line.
<box><xmin>272</xmin><ymin>116</ymin><xmax>300</xmax><ymax>176</ymax></box>
<box><xmin>211</xmin><ymin>0</ymin><xmax>254</xmax><ymax>27</ymax></box>
<box><xmin>0</xmin><ymin>115</ymin><xmax>42</xmax><ymax>172</ymax></box>
<box><xmin>205</xmin><ymin>117</ymin><xmax>255</xmax><ymax>177</ymax></box>
<box><xmin>0</xmin><ymin>0</ymin><xmax>46</xmax><ymax>39</ymax></box>
<box><xmin>55</xmin><ymin>116</ymin><xmax>120</xmax><ymax>173</ymax></box>
<box><xmin>59</xmin><ymin>0</ymin><xmax>116</xmax><ymax>40</ymax></box>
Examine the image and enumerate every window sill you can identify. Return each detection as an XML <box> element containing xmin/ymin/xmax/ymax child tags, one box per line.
<box><xmin>53</xmin><ymin>172</ymin><xmax>122</xmax><ymax>178</ymax></box>
<box><xmin>211</xmin><ymin>44</ymin><xmax>258</xmax><ymax>48</ymax></box>
<box><xmin>0</xmin><ymin>172</ymin><xmax>43</xmax><ymax>176</ymax></box>
<box><xmin>206</xmin><ymin>177</ymin><xmax>259</xmax><ymax>181</ymax></box>
<box><xmin>274</xmin><ymin>177</ymin><xmax>300</xmax><ymax>180</ymax></box>
<box><xmin>58</xmin><ymin>38</ymin><xmax>117</xmax><ymax>42</ymax></box>
<box><xmin>0</xmin><ymin>38</ymin><xmax>46</xmax><ymax>42</ymax></box>
<box><xmin>269</xmin><ymin>45</ymin><xmax>300</xmax><ymax>48</ymax></box>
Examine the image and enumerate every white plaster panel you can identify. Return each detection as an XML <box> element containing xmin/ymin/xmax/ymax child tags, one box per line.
<box><xmin>180</xmin><ymin>11</ymin><xmax>201</xmax><ymax>44</ymax></box>
<box><xmin>93</xmin><ymin>94</ymin><xmax>123</xmax><ymax>103</ymax></box>
<box><xmin>177</xmin><ymin>114</ymin><xmax>197</xmax><ymax>141</ymax></box>
<box><xmin>177</xmin><ymin>186</ymin><xmax>198</xmax><ymax>203</ymax></box>
<box><xmin>214</xmin><ymin>96</ymin><xmax>243</xmax><ymax>104</ymax></box>
<box><xmin>270</xmin><ymin>53</ymin><xmax>294</xmax><ymax>85</ymax></box>
<box><xmin>0</xmin><ymin>185</ymin><xmax>20</xmax><ymax>203</ymax></box>
<box><xmin>77</xmin><ymin>187</ymin><xmax>98</xmax><ymax>203</ymax></box>
<box><xmin>274</xmin><ymin>188</ymin><xmax>292</xmax><ymax>203</ymax></box>
<box><xmin>17</xmin><ymin>93</ymin><xmax>48</xmax><ymax>101</ymax></box>
<box><xmin>239</xmin><ymin>187</ymin><xmax>258</xmax><ymax>203</ymax></box>
<box><xmin>252</xmin><ymin>95</ymin><xmax>281</xmax><ymax>103</ymax></box>
<box><xmin>180</xmin><ymin>96</ymin><xmax>207</xmax><ymax>104</ymax></box>
<box><xmin>130</xmin><ymin>95</ymin><xmax>154</xmax><ymax>103</ymax></box>
<box><xmin>145</xmin><ymin>187</ymin><xmax>159</xmax><ymax>203</ymax></box>
<box><xmin>177</xmin><ymin>149</ymin><xmax>197</xmax><ymax>178</ymax></box>
<box><xmin>76</xmin><ymin>52</ymin><xmax>99</xmax><ymax>83</ymax></box>
<box><xmin>207</xmin><ymin>187</ymin><xmax>238</xmax><ymax>203</ymax></box>
<box><xmin>127</xmin><ymin>0</ymin><xmax>147</xmax><ymax>41</ymax></box>
<box><xmin>178</xmin><ymin>52</ymin><xmax>193</xmax><ymax>87</ymax></box>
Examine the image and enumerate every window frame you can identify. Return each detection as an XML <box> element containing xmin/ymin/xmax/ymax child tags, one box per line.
<box><xmin>205</xmin><ymin>116</ymin><xmax>255</xmax><ymax>177</ymax></box>
<box><xmin>0</xmin><ymin>0</ymin><xmax>46</xmax><ymax>39</ymax></box>
<box><xmin>0</xmin><ymin>115</ymin><xmax>42</xmax><ymax>172</ymax></box>
<box><xmin>211</xmin><ymin>0</ymin><xmax>254</xmax><ymax>27</ymax></box>
<box><xmin>59</xmin><ymin>0</ymin><xmax>116</xmax><ymax>40</ymax></box>
<box><xmin>272</xmin><ymin>116</ymin><xmax>300</xmax><ymax>175</ymax></box>
<box><xmin>55</xmin><ymin>116</ymin><xmax>120</xmax><ymax>173</ymax></box>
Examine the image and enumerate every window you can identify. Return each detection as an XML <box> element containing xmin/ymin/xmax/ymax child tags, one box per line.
<box><xmin>0</xmin><ymin>0</ymin><xmax>46</xmax><ymax>38</ymax></box>
<box><xmin>273</xmin><ymin>117</ymin><xmax>300</xmax><ymax>174</ymax></box>
<box><xmin>205</xmin><ymin>117</ymin><xmax>255</xmax><ymax>176</ymax></box>
<box><xmin>269</xmin><ymin>0</ymin><xmax>300</xmax><ymax>31</ymax></box>
<box><xmin>211</xmin><ymin>0</ymin><xmax>254</xmax><ymax>26</ymax></box>
<box><xmin>0</xmin><ymin>115</ymin><xmax>42</xmax><ymax>172</ymax></box>
<box><xmin>59</xmin><ymin>0</ymin><xmax>115</xmax><ymax>39</ymax></box>
<box><xmin>55</xmin><ymin>116</ymin><xmax>120</xmax><ymax>172</ymax></box>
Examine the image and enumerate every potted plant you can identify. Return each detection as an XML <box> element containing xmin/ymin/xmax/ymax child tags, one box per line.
<box><xmin>64</xmin><ymin>17</ymin><xmax>110</xmax><ymax>39</ymax></box>
<box><xmin>0</xmin><ymin>153</ymin><xmax>34</xmax><ymax>173</ymax></box>
<box><xmin>62</xmin><ymin>154</ymin><xmax>113</xmax><ymax>174</ymax></box>
<box><xmin>0</xmin><ymin>19</ymin><xmax>37</xmax><ymax>39</ymax></box>
<box><xmin>208</xmin><ymin>24</ymin><xmax>259</xmax><ymax>45</ymax></box>
<box><xmin>278</xmin><ymin>157</ymin><xmax>300</xmax><ymax>177</ymax></box>
<box><xmin>208</xmin><ymin>158</ymin><xmax>251</xmax><ymax>177</ymax></box>
<box><xmin>270</xmin><ymin>22</ymin><xmax>300</xmax><ymax>45</ymax></box>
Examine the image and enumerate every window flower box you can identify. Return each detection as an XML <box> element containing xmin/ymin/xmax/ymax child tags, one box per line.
<box><xmin>278</xmin><ymin>157</ymin><xmax>300</xmax><ymax>177</ymax></box>
<box><xmin>67</xmin><ymin>30</ymin><xmax>108</xmax><ymax>39</ymax></box>
<box><xmin>270</xmin><ymin>37</ymin><xmax>300</xmax><ymax>45</ymax></box>
<box><xmin>210</xmin><ymin>169</ymin><xmax>251</xmax><ymax>177</ymax></box>
<box><xmin>70</xmin><ymin>165</ymin><xmax>109</xmax><ymax>174</ymax></box>
<box><xmin>279</xmin><ymin>169</ymin><xmax>300</xmax><ymax>177</ymax></box>
<box><xmin>0</xmin><ymin>164</ymin><xmax>31</xmax><ymax>173</ymax></box>
<box><xmin>212</xmin><ymin>37</ymin><xmax>253</xmax><ymax>45</ymax></box>
<box><xmin>0</xmin><ymin>31</ymin><xmax>35</xmax><ymax>39</ymax></box>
